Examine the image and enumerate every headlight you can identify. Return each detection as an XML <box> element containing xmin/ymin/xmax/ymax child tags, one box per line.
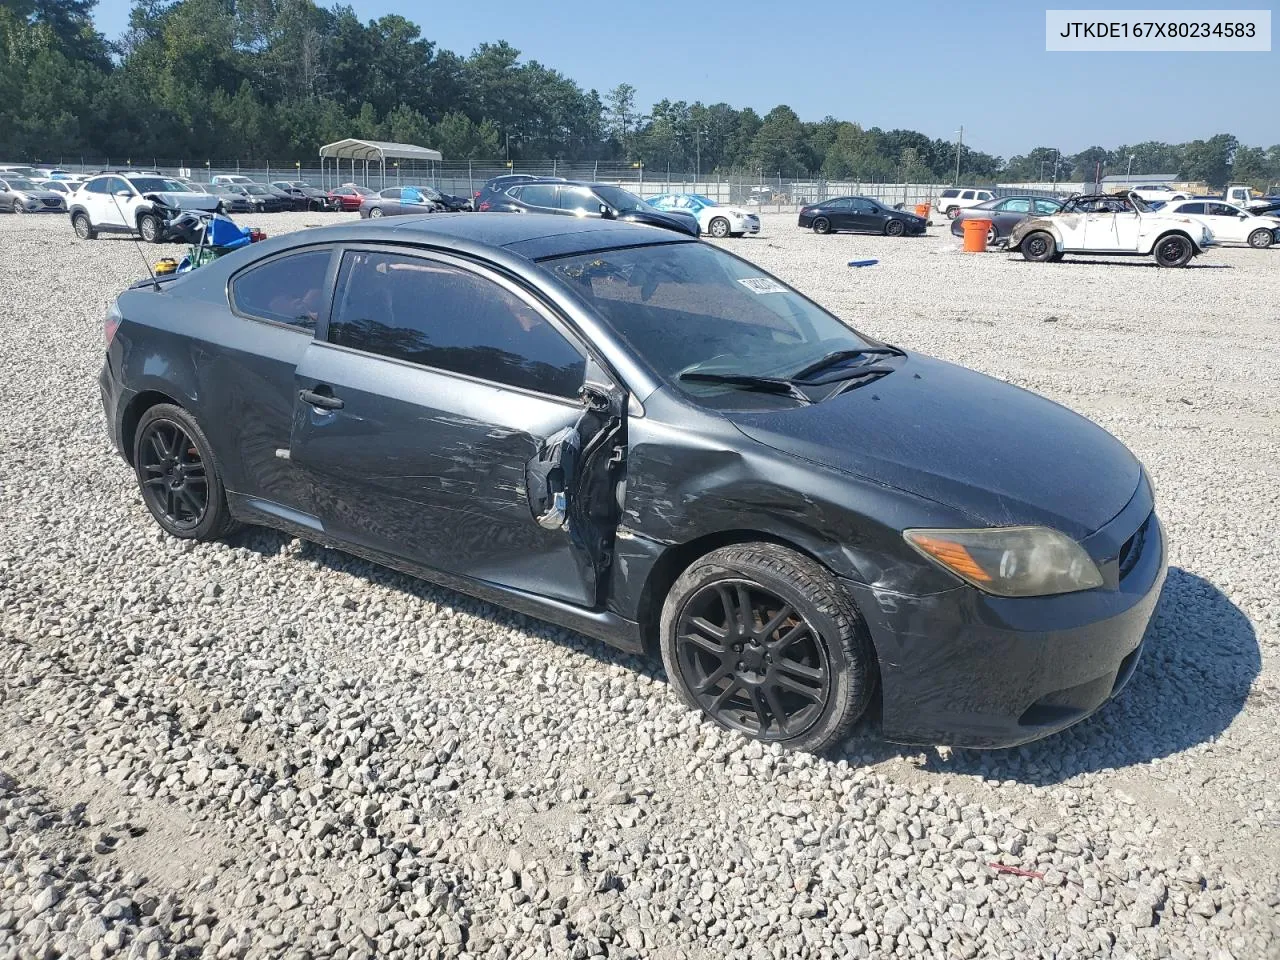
<box><xmin>904</xmin><ymin>526</ymin><xmax>1103</xmax><ymax>597</ymax></box>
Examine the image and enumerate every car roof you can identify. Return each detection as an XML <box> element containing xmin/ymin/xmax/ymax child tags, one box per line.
<box><xmin>258</xmin><ymin>212</ymin><xmax>691</xmax><ymax>261</ymax></box>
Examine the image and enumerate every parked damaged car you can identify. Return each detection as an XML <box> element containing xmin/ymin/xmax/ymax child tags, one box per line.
<box><xmin>99</xmin><ymin>215</ymin><xmax>1166</xmax><ymax>752</ymax></box>
<box><xmin>1008</xmin><ymin>191</ymin><xmax>1217</xmax><ymax>267</ymax></box>
<box><xmin>950</xmin><ymin>196</ymin><xmax>1063</xmax><ymax>245</ymax></box>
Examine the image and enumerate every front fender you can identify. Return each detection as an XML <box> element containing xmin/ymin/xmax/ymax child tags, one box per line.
<box><xmin>1006</xmin><ymin>217</ymin><xmax>1059</xmax><ymax>250</ymax></box>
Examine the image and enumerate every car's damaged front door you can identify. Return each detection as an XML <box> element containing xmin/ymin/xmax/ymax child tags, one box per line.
<box><xmin>287</xmin><ymin>248</ymin><xmax>624</xmax><ymax>607</ymax></box>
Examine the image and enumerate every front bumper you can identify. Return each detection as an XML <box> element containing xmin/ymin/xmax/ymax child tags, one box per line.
<box><xmin>845</xmin><ymin>494</ymin><xmax>1167</xmax><ymax>748</ymax></box>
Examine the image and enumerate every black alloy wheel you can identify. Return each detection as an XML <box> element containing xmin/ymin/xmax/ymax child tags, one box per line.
<box><xmin>885</xmin><ymin>219</ymin><xmax>905</xmax><ymax>237</ymax></box>
<box><xmin>1154</xmin><ymin>234</ymin><xmax>1193</xmax><ymax>267</ymax></box>
<box><xmin>812</xmin><ymin>216</ymin><xmax>831</xmax><ymax>234</ymax></box>
<box><xmin>137</xmin><ymin>419</ymin><xmax>208</xmax><ymax>531</ymax></box>
<box><xmin>132</xmin><ymin>404</ymin><xmax>238</xmax><ymax>541</ymax></box>
<box><xmin>675</xmin><ymin>580</ymin><xmax>831</xmax><ymax>740</ymax></box>
<box><xmin>660</xmin><ymin>543</ymin><xmax>876</xmax><ymax>752</ymax></box>
<box><xmin>1021</xmin><ymin>231</ymin><xmax>1055</xmax><ymax>262</ymax></box>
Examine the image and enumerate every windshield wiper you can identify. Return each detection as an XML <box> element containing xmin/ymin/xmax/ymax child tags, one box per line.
<box><xmin>790</xmin><ymin>346</ymin><xmax>904</xmax><ymax>381</ymax></box>
<box><xmin>679</xmin><ymin>372</ymin><xmax>812</xmax><ymax>404</ymax></box>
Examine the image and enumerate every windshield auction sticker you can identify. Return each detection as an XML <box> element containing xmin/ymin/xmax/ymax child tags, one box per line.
<box><xmin>738</xmin><ymin>278</ymin><xmax>789</xmax><ymax>294</ymax></box>
<box><xmin>1046</xmin><ymin>9</ymin><xmax>1271</xmax><ymax>50</ymax></box>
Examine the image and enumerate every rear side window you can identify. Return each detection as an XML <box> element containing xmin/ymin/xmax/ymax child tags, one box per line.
<box><xmin>231</xmin><ymin>249</ymin><xmax>332</xmax><ymax>331</ymax></box>
<box><xmin>1177</xmin><ymin>202</ymin><xmax>1205</xmax><ymax>215</ymax></box>
<box><xmin>327</xmin><ymin>251</ymin><xmax>585</xmax><ymax>398</ymax></box>
<box><xmin>940</xmin><ymin>189</ymin><xmax>959</xmax><ymax>198</ymax></box>
<box><xmin>519</xmin><ymin>184</ymin><xmax>558</xmax><ymax>208</ymax></box>
<box><xmin>960</xmin><ymin>191</ymin><xmax>975</xmax><ymax>200</ymax></box>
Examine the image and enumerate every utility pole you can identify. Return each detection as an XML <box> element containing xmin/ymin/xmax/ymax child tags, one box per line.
<box><xmin>1126</xmin><ymin>153</ymin><xmax>1135</xmax><ymax>184</ymax></box>
<box><xmin>1051</xmin><ymin>149</ymin><xmax>1060</xmax><ymax>190</ymax></box>
<box><xmin>953</xmin><ymin>125</ymin><xmax>963</xmax><ymax>185</ymax></box>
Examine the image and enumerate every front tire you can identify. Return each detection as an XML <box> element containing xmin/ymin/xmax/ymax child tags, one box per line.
<box><xmin>73</xmin><ymin>213</ymin><xmax>96</xmax><ymax>239</ymax></box>
<box><xmin>138</xmin><ymin>213</ymin><xmax>163</xmax><ymax>243</ymax></box>
<box><xmin>660</xmin><ymin>543</ymin><xmax>876</xmax><ymax>753</ymax></box>
<box><xmin>132</xmin><ymin>404</ymin><xmax>238</xmax><ymax>542</ymax></box>
<box><xmin>811</xmin><ymin>217</ymin><xmax>831</xmax><ymax>235</ymax></box>
<box><xmin>1021</xmin><ymin>231</ymin><xmax>1056</xmax><ymax>262</ymax></box>
<box><xmin>708</xmin><ymin>217</ymin><xmax>731</xmax><ymax>239</ymax></box>
<box><xmin>1154</xmin><ymin>234</ymin><xmax>1193</xmax><ymax>267</ymax></box>
<box><xmin>884</xmin><ymin>219</ymin><xmax>906</xmax><ymax>237</ymax></box>
<box><xmin>1247</xmin><ymin>228</ymin><xmax>1274</xmax><ymax>249</ymax></box>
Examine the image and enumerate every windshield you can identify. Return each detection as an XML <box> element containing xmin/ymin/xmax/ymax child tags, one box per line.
<box><xmin>129</xmin><ymin>177</ymin><xmax>188</xmax><ymax>192</ymax></box>
<box><xmin>5</xmin><ymin>178</ymin><xmax>39</xmax><ymax>191</ymax></box>
<box><xmin>542</xmin><ymin>243</ymin><xmax>875</xmax><ymax>403</ymax></box>
<box><xmin>593</xmin><ymin>185</ymin><xmax>650</xmax><ymax>212</ymax></box>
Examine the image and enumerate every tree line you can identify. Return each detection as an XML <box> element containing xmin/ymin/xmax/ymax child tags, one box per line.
<box><xmin>2</xmin><ymin>0</ymin><xmax>1277</xmax><ymax>189</ymax></box>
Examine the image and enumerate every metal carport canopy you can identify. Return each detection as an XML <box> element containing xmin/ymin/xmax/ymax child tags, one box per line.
<box><xmin>318</xmin><ymin>139</ymin><xmax>442</xmax><ymax>190</ymax></box>
<box><xmin>318</xmin><ymin>139</ymin><xmax>443</xmax><ymax>163</ymax></box>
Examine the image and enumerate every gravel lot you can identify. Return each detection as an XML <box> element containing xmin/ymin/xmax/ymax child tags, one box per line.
<box><xmin>1</xmin><ymin>210</ymin><xmax>1277</xmax><ymax>960</ymax></box>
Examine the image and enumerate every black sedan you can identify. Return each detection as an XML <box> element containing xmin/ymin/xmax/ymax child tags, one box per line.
<box><xmin>950</xmin><ymin>196</ymin><xmax>1064</xmax><ymax>244</ymax></box>
<box><xmin>488</xmin><ymin>180</ymin><xmax>699</xmax><ymax>237</ymax></box>
<box><xmin>99</xmin><ymin>214</ymin><xmax>1165</xmax><ymax>752</ymax></box>
<box><xmin>270</xmin><ymin>181</ymin><xmax>341</xmax><ymax>211</ymax></box>
<box><xmin>798</xmin><ymin>197</ymin><xmax>927</xmax><ymax>236</ymax></box>
<box><xmin>214</xmin><ymin>184</ymin><xmax>291</xmax><ymax>213</ymax></box>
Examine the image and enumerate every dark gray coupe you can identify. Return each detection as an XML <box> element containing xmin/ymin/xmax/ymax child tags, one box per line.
<box><xmin>99</xmin><ymin>214</ymin><xmax>1166</xmax><ymax>752</ymax></box>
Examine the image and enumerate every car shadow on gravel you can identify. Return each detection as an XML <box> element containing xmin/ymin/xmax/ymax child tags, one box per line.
<box><xmin>1010</xmin><ymin>259</ymin><xmax>1234</xmax><ymax>270</ymax></box>
<box><xmin>229</xmin><ymin>528</ymin><xmax>663</xmax><ymax>677</ymax></box>
<box><xmin>229</xmin><ymin>530</ymin><xmax>1258</xmax><ymax>782</ymax></box>
<box><xmin>838</xmin><ymin>567</ymin><xmax>1260</xmax><ymax>784</ymax></box>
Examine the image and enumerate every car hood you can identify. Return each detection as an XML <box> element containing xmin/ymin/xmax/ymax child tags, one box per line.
<box><xmin>726</xmin><ymin>353</ymin><xmax>1141</xmax><ymax>540</ymax></box>
<box><xmin>17</xmin><ymin>190</ymin><xmax>63</xmax><ymax>201</ymax></box>
<box><xmin>146</xmin><ymin>192</ymin><xmax>220</xmax><ymax>211</ymax></box>
<box><xmin>625</xmin><ymin>208</ymin><xmax>699</xmax><ymax>236</ymax></box>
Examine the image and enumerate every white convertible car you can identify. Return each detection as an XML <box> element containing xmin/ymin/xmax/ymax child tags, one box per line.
<box><xmin>1158</xmin><ymin>198</ymin><xmax>1278</xmax><ymax>249</ymax></box>
<box><xmin>1008</xmin><ymin>191</ymin><xmax>1217</xmax><ymax>267</ymax></box>
<box><xmin>645</xmin><ymin>193</ymin><xmax>760</xmax><ymax>238</ymax></box>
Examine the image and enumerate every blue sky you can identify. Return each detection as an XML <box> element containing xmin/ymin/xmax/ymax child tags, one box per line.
<box><xmin>90</xmin><ymin>0</ymin><xmax>1278</xmax><ymax>157</ymax></box>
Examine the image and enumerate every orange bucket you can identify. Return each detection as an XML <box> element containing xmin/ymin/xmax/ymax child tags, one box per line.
<box><xmin>962</xmin><ymin>218</ymin><xmax>992</xmax><ymax>252</ymax></box>
<box><xmin>914</xmin><ymin>203</ymin><xmax>930</xmax><ymax>218</ymax></box>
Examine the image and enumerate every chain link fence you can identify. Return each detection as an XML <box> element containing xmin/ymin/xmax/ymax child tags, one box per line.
<box><xmin>23</xmin><ymin>156</ymin><xmax>1079</xmax><ymax>211</ymax></box>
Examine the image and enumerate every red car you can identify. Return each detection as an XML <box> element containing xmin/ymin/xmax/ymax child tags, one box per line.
<box><xmin>328</xmin><ymin>185</ymin><xmax>376</xmax><ymax>212</ymax></box>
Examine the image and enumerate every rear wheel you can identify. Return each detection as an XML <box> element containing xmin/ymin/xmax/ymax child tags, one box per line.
<box><xmin>884</xmin><ymin>219</ymin><xmax>905</xmax><ymax>237</ymax></box>
<box><xmin>708</xmin><ymin>217</ymin><xmax>731</xmax><ymax>239</ymax></box>
<box><xmin>1247</xmin><ymin>228</ymin><xmax>1274</xmax><ymax>249</ymax></box>
<box><xmin>369</xmin><ymin>206</ymin><xmax>384</xmax><ymax>219</ymax></box>
<box><xmin>1154</xmin><ymin>234</ymin><xmax>1193</xmax><ymax>267</ymax></box>
<box><xmin>1021</xmin><ymin>231</ymin><xmax>1056</xmax><ymax>262</ymax></box>
<box><xmin>811</xmin><ymin>217</ymin><xmax>831</xmax><ymax>235</ymax></box>
<box><xmin>73</xmin><ymin>213</ymin><xmax>96</xmax><ymax>239</ymax></box>
<box><xmin>986</xmin><ymin>224</ymin><xmax>998</xmax><ymax>245</ymax></box>
<box><xmin>945</xmin><ymin>206</ymin><xmax>960</xmax><ymax>219</ymax></box>
<box><xmin>132</xmin><ymin>404</ymin><xmax>238</xmax><ymax>542</ymax></box>
<box><xmin>660</xmin><ymin>543</ymin><xmax>876</xmax><ymax>753</ymax></box>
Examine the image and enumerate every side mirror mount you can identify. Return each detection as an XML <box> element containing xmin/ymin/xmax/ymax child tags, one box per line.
<box><xmin>115</xmin><ymin>189</ymin><xmax>132</xmax><ymax>198</ymax></box>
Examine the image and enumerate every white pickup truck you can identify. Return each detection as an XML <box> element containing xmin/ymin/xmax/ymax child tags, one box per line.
<box><xmin>1222</xmin><ymin>184</ymin><xmax>1280</xmax><ymax>215</ymax></box>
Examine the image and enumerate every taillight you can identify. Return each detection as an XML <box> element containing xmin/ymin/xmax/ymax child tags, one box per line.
<box><xmin>478</xmin><ymin>201</ymin><xmax>490</xmax><ymax>211</ymax></box>
<box><xmin>105</xmin><ymin>301</ymin><xmax>122</xmax><ymax>347</ymax></box>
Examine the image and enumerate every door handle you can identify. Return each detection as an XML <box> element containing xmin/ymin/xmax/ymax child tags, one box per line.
<box><xmin>300</xmin><ymin>388</ymin><xmax>344</xmax><ymax>410</ymax></box>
